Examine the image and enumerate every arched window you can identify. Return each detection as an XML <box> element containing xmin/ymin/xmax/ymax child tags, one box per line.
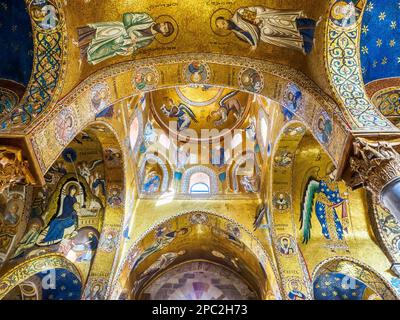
<box><xmin>257</xmin><ymin>108</ymin><xmax>269</xmax><ymax>154</ymax></box>
<box><xmin>189</xmin><ymin>172</ymin><xmax>211</xmax><ymax>194</ymax></box>
<box><xmin>231</xmin><ymin>132</ymin><xmax>242</xmax><ymax>149</ymax></box>
<box><xmin>181</xmin><ymin>166</ymin><xmax>218</xmax><ymax>194</ymax></box>
<box><xmin>129</xmin><ymin>109</ymin><xmax>144</xmax><ymax>155</ymax></box>
<box><xmin>129</xmin><ymin>117</ymin><xmax>139</xmax><ymax>151</ymax></box>
<box><xmin>260</xmin><ymin>117</ymin><xmax>268</xmax><ymax>147</ymax></box>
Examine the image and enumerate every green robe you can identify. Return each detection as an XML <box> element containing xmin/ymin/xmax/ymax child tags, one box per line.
<box><xmin>86</xmin><ymin>12</ymin><xmax>156</xmax><ymax>65</ymax></box>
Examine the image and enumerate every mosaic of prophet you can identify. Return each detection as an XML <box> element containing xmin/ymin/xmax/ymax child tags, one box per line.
<box><xmin>0</xmin><ymin>0</ymin><xmax>400</xmax><ymax>301</ymax></box>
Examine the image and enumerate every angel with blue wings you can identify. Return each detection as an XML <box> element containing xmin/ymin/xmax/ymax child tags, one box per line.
<box><xmin>300</xmin><ymin>166</ymin><xmax>349</xmax><ymax>251</ymax></box>
<box><xmin>160</xmin><ymin>97</ymin><xmax>198</xmax><ymax>131</ymax></box>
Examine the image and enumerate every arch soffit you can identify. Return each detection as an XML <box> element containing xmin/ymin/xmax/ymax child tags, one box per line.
<box><xmin>29</xmin><ymin>54</ymin><xmax>351</xmax><ymax>176</ymax></box>
<box><xmin>107</xmin><ymin>210</ymin><xmax>283</xmax><ymax>299</ymax></box>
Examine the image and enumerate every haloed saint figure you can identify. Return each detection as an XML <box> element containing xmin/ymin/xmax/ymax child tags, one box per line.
<box><xmin>214</xmin><ymin>6</ymin><xmax>317</xmax><ymax>54</ymax></box>
<box><xmin>77</xmin><ymin>12</ymin><xmax>176</xmax><ymax>64</ymax></box>
<box><xmin>38</xmin><ymin>185</ymin><xmax>79</xmax><ymax>246</ymax></box>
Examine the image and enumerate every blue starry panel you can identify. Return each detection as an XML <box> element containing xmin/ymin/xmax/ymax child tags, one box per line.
<box><xmin>360</xmin><ymin>1</ymin><xmax>400</xmax><ymax>84</ymax></box>
<box><xmin>0</xmin><ymin>0</ymin><xmax>34</xmax><ymax>85</ymax></box>
<box><xmin>37</xmin><ymin>268</ymin><xmax>82</xmax><ymax>300</ymax></box>
<box><xmin>313</xmin><ymin>272</ymin><xmax>368</xmax><ymax>300</ymax></box>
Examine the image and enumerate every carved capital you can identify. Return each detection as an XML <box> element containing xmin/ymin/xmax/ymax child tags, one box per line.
<box><xmin>0</xmin><ymin>146</ymin><xmax>35</xmax><ymax>193</ymax></box>
<box><xmin>350</xmin><ymin>138</ymin><xmax>400</xmax><ymax>195</ymax></box>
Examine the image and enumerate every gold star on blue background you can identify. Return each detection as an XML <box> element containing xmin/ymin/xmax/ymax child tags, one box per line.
<box><xmin>360</xmin><ymin>1</ymin><xmax>400</xmax><ymax>84</ymax></box>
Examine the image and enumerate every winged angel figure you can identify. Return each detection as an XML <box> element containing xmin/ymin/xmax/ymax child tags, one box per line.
<box><xmin>160</xmin><ymin>98</ymin><xmax>198</xmax><ymax>132</ymax></box>
<box><xmin>299</xmin><ymin>166</ymin><xmax>349</xmax><ymax>251</ymax></box>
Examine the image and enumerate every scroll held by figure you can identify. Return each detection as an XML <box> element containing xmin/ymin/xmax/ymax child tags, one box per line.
<box><xmin>212</xmin><ymin>6</ymin><xmax>317</xmax><ymax>54</ymax></box>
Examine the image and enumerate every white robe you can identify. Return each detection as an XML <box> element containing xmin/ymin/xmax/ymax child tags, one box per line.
<box><xmin>232</xmin><ymin>6</ymin><xmax>304</xmax><ymax>51</ymax></box>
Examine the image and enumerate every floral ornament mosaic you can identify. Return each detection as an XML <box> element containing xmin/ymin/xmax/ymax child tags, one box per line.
<box><xmin>326</xmin><ymin>0</ymin><xmax>395</xmax><ymax>130</ymax></box>
<box><xmin>189</xmin><ymin>212</ymin><xmax>208</xmax><ymax>225</ymax></box>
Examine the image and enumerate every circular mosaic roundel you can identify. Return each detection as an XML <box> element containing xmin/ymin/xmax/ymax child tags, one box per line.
<box><xmin>238</xmin><ymin>67</ymin><xmax>264</xmax><ymax>93</ymax></box>
<box><xmin>55</xmin><ymin>106</ymin><xmax>77</xmax><ymax>145</ymax></box>
<box><xmin>29</xmin><ymin>0</ymin><xmax>61</xmax><ymax>31</ymax></box>
<box><xmin>183</xmin><ymin>61</ymin><xmax>211</xmax><ymax>84</ymax></box>
<box><xmin>132</xmin><ymin>66</ymin><xmax>160</xmax><ymax>91</ymax></box>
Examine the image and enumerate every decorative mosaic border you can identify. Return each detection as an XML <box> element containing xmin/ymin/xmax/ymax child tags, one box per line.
<box><xmin>107</xmin><ymin>209</ymin><xmax>284</xmax><ymax>300</ymax></box>
<box><xmin>0</xmin><ymin>0</ymin><xmax>67</xmax><ymax>133</ymax></box>
<box><xmin>270</xmin><ymin>121</ymin><xmax>313</xmax><ymax>299</ymax></box>
<box><xmin>324</xmin><ymin>0</ymin><xmax>397</xmax><ymax>131</ymax></box>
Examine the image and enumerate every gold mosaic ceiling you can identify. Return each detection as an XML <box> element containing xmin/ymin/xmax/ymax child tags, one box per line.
<box><xmin>149</xmin><ymin>86</ymin><xmax>251</xmax><ymax>140</ymax></box>
<box><xmin>60</xmin><ymin>0</ymin><xmax>332</xmax><ymax>97</ymax></box>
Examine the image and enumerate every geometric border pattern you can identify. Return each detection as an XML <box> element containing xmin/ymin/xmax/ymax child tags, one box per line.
<box><xmin>325</xmin><ymin>0</ymin><xmax>397</xmax><ymax>131</ymax></box>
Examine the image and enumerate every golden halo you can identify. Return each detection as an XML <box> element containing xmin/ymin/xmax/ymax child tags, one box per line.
<box><xmin>210</xmin><ymin>8</ymin><xmax>233</xmax><ymax>37</ymax></box>
<box><xmin>330</xmin><ymin>1</ymin><xmax>349</xmax><ymax>20</ymax></box>
<box><xmin>155</xmin><ymin>15</ymin><xmax>179</xmax><ymax>45</ymax></box>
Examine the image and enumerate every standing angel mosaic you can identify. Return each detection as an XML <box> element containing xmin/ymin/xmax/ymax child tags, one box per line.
<box><xmin>300</xmin><ymin>165</ymin><xmax>350</xmax><ymax>251</ymax></box>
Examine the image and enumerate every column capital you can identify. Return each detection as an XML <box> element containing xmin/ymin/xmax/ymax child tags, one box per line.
<box><xmin>350</xmin><ymin>138</ymin><xmax>400</xmax><ymax>196</ymax></box>
<box><xmin>0</xmin><ymin>145</ymin><xmax>35</xmax><ymax>193</ymax></box>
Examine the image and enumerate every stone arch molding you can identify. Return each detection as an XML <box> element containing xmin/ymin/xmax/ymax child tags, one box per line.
<box><xmin>30</xmin><ymin>54</ymin><xmax>351</xmax><ymax>177</ymax></box>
